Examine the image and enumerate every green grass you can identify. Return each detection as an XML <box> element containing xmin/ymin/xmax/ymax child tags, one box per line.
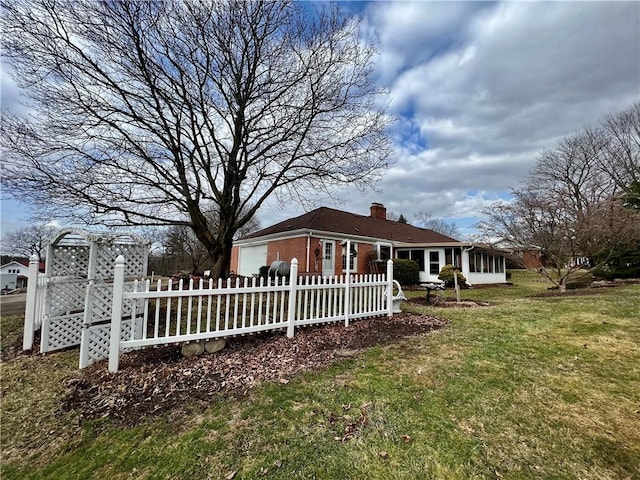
<box><xmin>0</xmin><ymin>314</ymin><xmax>25</xmax><ymax>354</ymax></box>
<box><xmin>1</xmin><ymin>271</ymin><xmax>639</xmax><ymax>479</ymax></box>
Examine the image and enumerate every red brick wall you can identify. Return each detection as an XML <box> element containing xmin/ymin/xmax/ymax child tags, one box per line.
<box><xmin>309</xmin><ymin>237</ymin><xmax>323</xmax><ymax>274</ymax></box>
<box><xmin>522</xmin><ymin>250</ymin><xmax>543</xmax><ymax>268</ymax></box>
<box><xmin>358</xmin><ymin>243</ymin><xmax>376</xmax><ymax>274</ymax></box>
<box><xmin>230</xmin><ymin>245</ymin><xmax>239</xmax><ymax>274</ymax></box>
<box><xmin>337</xmin><ymin>241</ymin><xmax>376</xmax><ymax>275</ymax></box>
<box><xmin>267</xmin><ymin>237</ymin><xmax>308</xmax><ymax>268</ymax></box>
<box><xmin>232</xmin><ymin>237</ymin><xmax>379</xmax><ymax>277</ymax></box>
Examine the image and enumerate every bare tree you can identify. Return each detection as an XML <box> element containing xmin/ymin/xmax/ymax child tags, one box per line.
<box><xmin>415</xmin><ymin>211</ymin><xmax>461</xmax><ymax>238</ymax></box>
<box><xmin>164</xmin><ymin>206</ymin><xmax>260</xmax><ymax>274</ymax></box>
<box><xmin>385</xmin><ymin>211</ymin><xmax>400</xmax><ymax>222</ymax></box>
<box><xmin>596</xmin><ymin>102</ymin><xmax>640</xmax><ymax>195</ymax></box>
<box><xmin>1</xmin><ymin>0</ymin><xmax>391</xmax><ymax>278</ymax></box>
<box><xmin>0</xmin><ymin>224</ymin><xmax>56</xmax><ymax>261</ymax></box>
<box><xmin>477</xmin><ymin>107</ymin><xmax>640</xmax><ymax>291</ymax></box>
<box><xmin>163</xmin><ymin>225</ymin><xmax>209</xmax><ymax>275</ymax></box>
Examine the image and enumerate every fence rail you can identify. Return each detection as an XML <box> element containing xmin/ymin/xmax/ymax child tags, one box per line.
<box><xmin>23</xmin><ymin>254</ymin><xmax>395</xmax><ymax>372</ymax></box>
<box><xmin>108</xmin><ymin>257</ymin><xmax>394</xmax><ymax>372</ymax></box>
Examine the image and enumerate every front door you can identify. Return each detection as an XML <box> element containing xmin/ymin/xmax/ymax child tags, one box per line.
<box><xmin>322</xmin><ymin>240</ymin><xmax>335</xmax><ymax>276</ymax></box>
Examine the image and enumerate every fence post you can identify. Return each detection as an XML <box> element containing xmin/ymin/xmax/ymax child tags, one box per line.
<box><xmin>22</xmin><ymin>254</ymin><xmax>40</xmax><ymax>351</ymax></box>
<box><xmin>386</xmin><ymin>260</ymin><xmax>394</xmax><ymax>317</ymax></box>
<box><xmin>108</xmin><ymin>255</ymin><xmax>126</xmax><ymax>373</ymax></box>
<box><xmin>287</xmin><ymin>258</ymin><xmax>299</xmax><ymax>338</ymax></box>
<box><xmin>79</xmin><ymin>281</ymin><xmax>94</xmax><ymax>369</ymax></box>
<box><xmin>344</xmin><ymin>240</ymin><xmax>351</xmax><ymax>327</ymax></box>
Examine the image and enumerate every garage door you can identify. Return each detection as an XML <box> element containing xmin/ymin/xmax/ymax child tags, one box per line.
<box><xmin>238</xmin><ymin>244</ymin><xmax>268</xmax><ymax>276</ymax></box>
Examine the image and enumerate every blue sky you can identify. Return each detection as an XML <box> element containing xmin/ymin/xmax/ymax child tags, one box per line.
<box><xmin>2</xmin><ymin>1</ymin><xmax>639</xmax><ymax>239</ymax></box>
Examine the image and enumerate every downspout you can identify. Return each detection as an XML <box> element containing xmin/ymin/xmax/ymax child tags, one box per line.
<box><xmin>306</xmin><ymin>234</ymin><xmax>311</xmax><ymax>273</ymax></box>
<box><xmin>462</xmin><ymin>244</ymin><xmax>474</xmax><ymax>284</ymax></box>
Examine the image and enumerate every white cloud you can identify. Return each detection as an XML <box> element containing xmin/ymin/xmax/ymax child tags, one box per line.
<box><xmin>3</xmin><ymin>1</ymin><xmax>639</xmax><ymax>238</ymax></box>
<box><xmin>350</xmin><ymin>0</ymin><xmax>640</xmax><ymax>229</ymax></box>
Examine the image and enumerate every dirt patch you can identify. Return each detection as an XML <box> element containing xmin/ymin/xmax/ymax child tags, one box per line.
<box><xmin>528</xmin><ymin>279</ymin><xmax>640</xmax><ymax>298</ymax></box>
<box><xmin>1</xmin><ymin>330</ymin><xmax>40</xmax><ymax>362</ymax></box>
<box><xmin>407</xmin><ymin>296</ymin><xmax>491</xmax><ymax>308</ymax></box>
<box><xmin>61</xmin><ymin>313</ymin><xmax>448</xmax><ymax>426</ymax></box>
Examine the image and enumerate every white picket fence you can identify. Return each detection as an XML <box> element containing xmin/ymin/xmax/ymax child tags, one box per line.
<box><xmin>107</xmin><ymin>257</ymin><xmax>394</xmax><ymax>372</ymax></box>
<box><xmin>23</xmin><ymin>254</ymin><xmax>396</xmax><ymax>371</ymax></box>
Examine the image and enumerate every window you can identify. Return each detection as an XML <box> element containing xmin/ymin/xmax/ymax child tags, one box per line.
<box><xmin>377</xmin><ymin>245</ymin><xmax>391</xmax><ymax>261</ymax></box>
<box><xmin>324</xmin><ymin>242</ymin><xmax>332</xmax><ymax>260</ymax></box>
<box><xmin>429</xmin><ymin>251</ymin><xmax>440</xmax><ymax>274</ymax></box>
<box><xmin>469</xmin><ymin>252</ymin><xmax>481</xmax><ymax>273</ymax></box>
<box><xmin>396</xmin><ymin>249</ymin><xmax>425</xmax><ymax>271</ymax></box>
<box><xmin>445</xmin><ymin>247</ymin><xmax>462</xmax><ymax>269</ymax></box>
<box><xmin>342</xmin><ymin>243</ymin><xmax>357</xmax><ymax>270</ymax></box>
<box><xmin>469</xmin><ymin>252</ymin><xmax>504</xmax><ymax>274</ymax></box>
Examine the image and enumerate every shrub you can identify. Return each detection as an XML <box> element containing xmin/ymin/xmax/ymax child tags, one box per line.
<box><xmin>565</xmin><ymin>270</ymin><xmax>593</xmax><ymax>289</ymax></box>
<box><xmin>258</xmin><ymin>265</ymin><xmax>270</xmax><ymax>280</ymax></box>
<box><xmin>593</xmin><ymin>265</ymin><xmax>640</xmax><ymax>280</ymax></box>
<box><xmin>393</xmin><ymin>259</ymin><xmax>420</xmax><ymax>285</ymax></box>
<box><xmin>438</xmin><ymin>264</ymin><xmax>467</xmax><ymax>287</ymax></box>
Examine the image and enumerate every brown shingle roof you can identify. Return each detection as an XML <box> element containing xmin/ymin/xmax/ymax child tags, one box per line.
<box><xmin>242</xmin><ymin>207</ymin><xmax>459</xmax><ymax>244</ymax></box>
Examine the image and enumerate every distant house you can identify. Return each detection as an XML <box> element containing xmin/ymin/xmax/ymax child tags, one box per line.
<box><xmin>490</xmin><ymin>240</ymin><xmax>545</xmax><ymax>269</ymax></box>
<box><xmin>231</xmin><ymin>203</ymin><xmax>508</xmax><ymax>285</ymax></box>
<box><xmin>0</xmin><ymin>259</ymin><xmax>45</xmax><ymax>289</ymax></box>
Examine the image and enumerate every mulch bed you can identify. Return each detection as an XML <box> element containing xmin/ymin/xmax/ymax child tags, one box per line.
<box><xmin>528</xmin><ymin>279</ymin><xmax>640</xmax><ymax>298</ymax></box>
<box><xmin>60</xmin><ymin>313</ymin><xmax>448</xmax><ymax>426</ymax></box>
<box><xmin>407</xmin><ymin>296</ymin><xmax>491</xmax><ymax>308</ymax></box>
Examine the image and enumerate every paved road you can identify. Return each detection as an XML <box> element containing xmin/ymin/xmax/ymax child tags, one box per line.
<box><xmin>0</xmin><ymin>293</ymin><xmax>27</xmax><ymax>316</ymax></box>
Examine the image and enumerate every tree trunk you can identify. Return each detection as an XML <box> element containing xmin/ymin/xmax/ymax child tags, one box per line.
<box><xmin>209</xmin><ymin>238</ymin><xmax>233</xmax><ymax>279</ymax></box>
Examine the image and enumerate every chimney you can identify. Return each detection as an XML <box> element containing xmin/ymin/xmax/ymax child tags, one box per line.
<box><xmin>370</xmin><ymin>202</ymin><xmax>387</xmax><ymax>220</ymax></box>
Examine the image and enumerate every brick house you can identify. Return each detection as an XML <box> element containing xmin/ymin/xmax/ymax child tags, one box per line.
<box><xmin>231</xmin><ymin>203</ymin><xmax>508</xmax><ymax>285</ymax></box>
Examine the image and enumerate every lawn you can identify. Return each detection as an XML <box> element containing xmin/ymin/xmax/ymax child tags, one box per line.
<box><xmin>1</xmin><ymin>270</ymin><xmax>639</xmax><ymax>479</ymax></box>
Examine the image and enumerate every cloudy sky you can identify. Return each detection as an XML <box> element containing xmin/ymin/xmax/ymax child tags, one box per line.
<box><xmin>264</xmin><ymin>0</ymin><xmax>640</xmax><ymax>237</ymax></box>
<box><xmin>1</xmin><ymin>0</ymin><xmax>639</xmax><ymax>238</ymax></box>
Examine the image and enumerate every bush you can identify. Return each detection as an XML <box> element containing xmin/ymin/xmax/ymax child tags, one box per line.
<box><xmin>393</xmin><ymin>259</ymin><xmax>420</xmax><ymax>285</ymax></box>
<box><xmin>565</xmin><ymin>270</ymin><xmax>593</xmax><ymax>289</ymax></box>
<box><xmin>438</xmin><ymin>264</ymin><xmax>467</xmax><ymax>287</ymax></box>
<box><xmin>593</xmin><ymin>265</ymin><xmax>640</xmax><ymax>280</ymax></box>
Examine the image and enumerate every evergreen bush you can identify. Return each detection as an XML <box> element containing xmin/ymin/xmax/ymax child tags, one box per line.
<box><xmin>393</xmin><ymin>259</ymin><xmax>420</xmax><ymax>285</ymax></box>
<box><xmin>438</xmin><ymin>264</ymin><xmax>467</xmax><ymax>287</ymax></box>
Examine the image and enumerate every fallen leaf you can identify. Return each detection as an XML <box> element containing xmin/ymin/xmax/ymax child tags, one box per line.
<box><xmin>378</xmin><ymin>451</ymin><xmax>389</xmax><ymax>459</ymax></box>
<box><xmin>225</xmin><ymin>471</ymin><xmax>237</xmax><ymax>480</ymax></box>
<box><xmin>401</xmin><ymin>434</ymin><xmax>412</xmax><ymax>443</ymax></box>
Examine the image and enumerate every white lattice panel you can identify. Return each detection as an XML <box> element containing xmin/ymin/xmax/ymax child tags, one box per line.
<box><xmin>50</xmin><ymin>245</ymin><xmax>90</xmax><ymax>277</ymax></box>
<box><xmin>88</xmin><ymin>283</ymin><xmax>140</xmax><ymax>323</ymax></box>
<box><xmin>95</xmin><ymin>243</ymin><xmax>147</xmax><ymax>279</ymax></box>
<box><xmin>82</xmin><ymin>319</ymin><xmax>138</xmax><ymax>367</ymax></box>
<box><xmin>45</xmin><ymin>312</ymin><xmax>84</xmax><ymax>352</ymax></box>
<box><xmin>38</xmin><ymin>229</ymin><xmax>149</xmax><ymax>367</ymax></box>
<box><xmin>48</xmin><ymin>279</ymin><xmax>88</xmax><ymax>316</ymax></box>
<box><xmin>89</xmin><ymin>284</ymin><xmax>115</xmax><ymax>322</ymax></box>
